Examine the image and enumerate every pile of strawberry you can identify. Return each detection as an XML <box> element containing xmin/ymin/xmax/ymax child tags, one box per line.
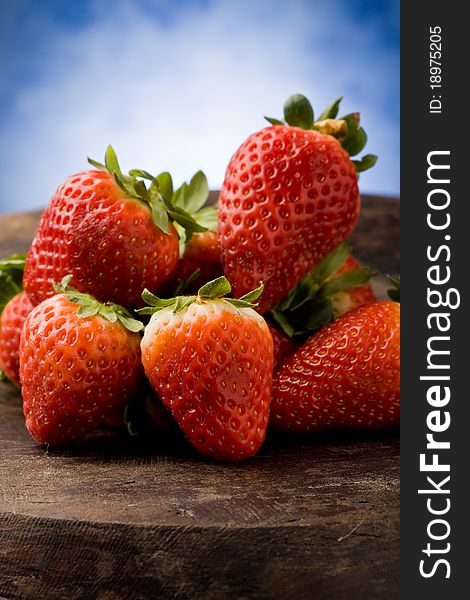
<box><xmin>0</xmin><ymin>94</ymin><xmax>400</xmax><ymax>461</ymax></box>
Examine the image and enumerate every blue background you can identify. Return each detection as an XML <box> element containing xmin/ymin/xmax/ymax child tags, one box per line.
<box><xmin>0</xmin><ymin>0</ymin><xmax>399</xmax><ymax>213</ymax></box>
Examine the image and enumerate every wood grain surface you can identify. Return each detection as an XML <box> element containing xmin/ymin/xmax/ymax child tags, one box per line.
<box><xmin>0</xmin><ymin>195</ymin><xmax>400</xmax><ymax>600</ymax></box>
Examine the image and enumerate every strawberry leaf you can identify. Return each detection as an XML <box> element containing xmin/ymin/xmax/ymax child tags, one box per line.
<box><xmin>307</xmin><ymin>241</ymin><xmax>350</xmax><ymax>285</ymax></box>
<box><xmin>321</xmin><ymin>267</ymin><xmax>373</xmax><ymax>296</ymax></box>
<box><xmin>183</xmin><ymin>171</ymin><xmax>209</xmax><ymax>214</ymax></box>
<box><xmin>113</xmin><ymin>171</ymin><xmax>141</xmax><ymax>201</ymax></box>
<box><xmin>98</xmin><ymin>304</ymin><xmax>118</xmax><ymax>322</ymax></box>
<box><xmin>226</xmin><ymin>298</ymin><xmax>260</xmax><ymax>309</ymax></box>
<box><xmin>194</xmin><ymin>205</ymin><xmax>218</xmax><ymax>232</ymax></box>
<box><xmin>270</xmin><ymin>309</ymin><xmax>295</xmax><ymax>338</ymax></box>
<box><xmin>238</xmin><ymin>282</ymin><xmax>264</xmax><ymax>303</ymax></box>
<box><xmin>104</xmin><ymin>145</ymin><xmax>122</xmax><ymax>177</ymax></box>
<box><xmin>303</xmin><ymin>298</ymin><xmax>334</xmax><ymax>332</ymax></box>
<box><xmin>116</xmin><ymin>313</ymin><xmax>144</xmax><ymax>332</ymax></box>
<box><xmin>134</xmin><ymin>180</ymin><xmax>151</xmax><ymax>203</ymax></box>
<box><xmin>139</xmin><ymin>277</ymin><xmax>263</xmax><ymax>316</ymax></box>
<box><xmin>342</xmin><ymin>126</ymin><xmax>367</xmax><ymax>157</ymax></box>
<box><xmin>87</xmin><ymin>147</ymin><xmax>208</xmax><ymax>237</ymax></box>
<box><xmin>264</xmin><ymin>116</ymin><xmax>285</xmax><ymax>126</ymax></box>
<box><xmin>148</xmin><ymin>196</ymin><xmax>170</xmax><ymax>234</ymax></box>
<box><xmin>173</xmin><ymin>296</ymin><xmax>195</xmax><ymax>314</ymax></box>
<box><xmin>77</xmin><ymin>304</ymin><xmax>100</xmax><ymax>318</ymax></box>
<box><xmin>277</xmin><ymin>242</ymin><xmax>350</xmax><ymax>312</ymax></box>
<box><xmin>267</xmin><ymin>95</ymin><xmax>377</xmax><ymax>171</ymax></box>
<box><xmin>155</xmin><ymin>172</ymin><xmax>173</xmax><ymax>201</ymax></box>
<box><xmin>283</xmin><ymin>94</ymin><xmax>314</xmax><ymax>130</ymax></box>
<box><xmin>198</xmin><ymin>276</ymin><xmax>231</xmax><ymax>299</ymax></box>
<box><xmin>163</xmin><ymin>200</ymin><xmax>208</xmax><ymax>234</ymax></box>
<box><xmin>0</xmin><ymin>253</ymin><xmax>26</xmax><ymax>314</ymax></box>
<box><xmin>172</xmin><ymin>182</ymin><xmax>188</xmax><ymax>209</ymax></box>
<box><xmin>128</xmin><ymin>169</ymin><xmax>155</xmax><ymax>181</ymax></box>
<box><xmin>269</xmin><ymin>243</ymin><xmax>375</xmax><ymax>337</ymax></box>
<box><xmin>318</xmin><ymin>97</ymin><xmax>343</xmax><ymax>121</ymax></box>
<box><xmin>140</xmin><ymin>289</ymin><xmax>176</xmax><ymax>309</ymax></box>
<box><xmin>87</xmin><ymin>157</ymin><xmax>106</xmax><ymax>170</ymax></box>
<box><xmin>353</xmin><ymin>154</ymin><xmax>378</xmax><ymax>173</ymax></box>
<box><xmin>53</xmin><ymin>275</ymin><xmax>144</xmax><ymax>332</ymax></box>
<box><xmin>53</xmin><ymin>274</ymin><xmax>74</xmax><ymax>293</ymax></box>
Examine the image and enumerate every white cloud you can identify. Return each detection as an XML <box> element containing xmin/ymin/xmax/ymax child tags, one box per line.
<box><xmin>0</xmin><ymin>0</ymin><xmax>399</xmax><ymax>212</ymax></box>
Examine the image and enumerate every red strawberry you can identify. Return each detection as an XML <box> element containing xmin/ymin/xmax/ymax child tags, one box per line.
<box><xmin>331</xmin><ymin>256</ymin><xmax>376</xmax><ymax>317</ymax></box>
<box><xmin>271</xmin><ymin>301</ymin><xmax>400</xmax><ymax>432</ymax></box>
<box><xmin>162</xmin><ymin>230</ymin><xmax>223</xmax><ymax>294</ymax></box>
<box><xmin>0</xmin><ymin>254</ymin><xmax>32</xmax><ymax>385</ymax></box>
<box><xmin>218</xmin><ymin>94</ymin><xmax>376</xmax><ymax>313</ymax></box>
<box><xmin>140</xmin><ymin>276</ymin><xmax>274</xmax><ymax>461</ymax></box>
<box><xmin>267</xmin><ymin>321</ymin><xmax>299</xmax><ymax>372</ymax></box>
<box><xmin>0</xmin><ymin>292</ymin><xmax>33</xmax><ymax>386</ymax></box>
<box><xmin>20</xmin><ymin>276</ymin><xmax>143</xmax><ymax>445</ymax></box>
<box><xmin>23</xmin><ymin>147</ymin><xmax>207</xmax><ymax>308</ymax></box>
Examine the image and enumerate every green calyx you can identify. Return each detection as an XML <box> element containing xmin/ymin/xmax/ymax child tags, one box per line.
<box><xmin>53</xmin><ymin>275</ymin><xmax>143</xmax><ymax>333</ymax></box>
<box><xmin>269</xmin><ymin>242</ymin><xmax>374</xmax><ymax>337</ymax></box>
<box><xmin>88</xmin><ymin>146</ymin><xmax>209</xmax><ymax>238</ymax></box>
<box><xmin>0</xmin><ymin>253</ymin><xmax>26</xmax><ymax>314</ymax></box>
<box><xmin>265</xmin><ymin>93</ymin><xmax>377</xmax><ymax>173</ymax></box>
<box><xmin>387</xmin><ymin>276</ymin><xmax>400</xmax><ymax>302</ymax></box>
<box><xmin>169</xmin><ymin>170</ymin><xmax>218</xmax><ymax>257</ymax></box>
<box><xmin>138</xmin><ymin>275</ymin><xmax>264</xmax><ymax>316</ymax></box>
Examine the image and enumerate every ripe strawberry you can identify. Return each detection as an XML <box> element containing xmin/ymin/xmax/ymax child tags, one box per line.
<box><xmin>269</xmin><ymin>241</ymin><xmax>375</xmax><ymax>337</ymax></box>
<box><xmin>0</xmin><ymin>254</ymin><xmax>32</xmax><ymax>385</ymax></box>
<box><xmin>0</xmin><ymin>292</ymin><xmax>33</xmax><ymax>386</ymax></box>
<box><xmin>168</xmin><ymin>230</ymin><xmax>223</xmax><ymax>291</ymax></box>
<box><xmin>218</xmin><ymin>94</ymin><xmax>377</xmax><ymax>313</ymax></box>
<box><xmin>267</xmin><ymin>321</ymin><xmax>299</xmax><ymax>372</ymax></box>
<box><xmin>20</xmin><ymin>276</ymin><xmax>144</xmax><ymax>445</ymax></box>
<box><xmin>139</xmin><ymin>276</ymin><xmax>274</xmax><ymax>461</ymax></box>
<box><xmin>271</xmin><ymin>301</ymin><xmax>400</xmax><ymax>432</ymax></box>
<box><xmin>23</xmin><ymin>147</ymin><xmax>207</xmax><ymax>308</ymax></box>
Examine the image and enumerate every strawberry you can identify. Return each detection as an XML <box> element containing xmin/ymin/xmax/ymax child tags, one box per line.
<box><xmin>218</xmin><ymin>94</ymin><xmax>377</xmax><ymax>313</ymax></box>
<box><xmin>267</xmin><ymin>321</ymin><xmax>299</xmax><ymax>372</ymax></box>
<box><xmin>0</xmin><ymin>292</ymin><xmax>33</xmax><ymax>386</ymax></box>
<box><xmin>139</xmin><ymin>276</ymin><xmax>274</xmax><ymax>461</ymax></box>
<box><xmin>23</xmin><ymin>147</ymin><xmax>207</xmax><ymax>308</ymax></box>
<box><xmin>270</xmin><ymin>241</ymin><xmax>375</xmax><ymax>337</ymax></box>
<box><xmin>168</xmin><ymin>230</ymin><xmax>223</xmax><ymax>291</ymax></box>
<box><xmin>271</xmin><ymin>300</ymin><xmax>400</xmax><ymax>432</ymax></box>
<box><xmin>20</xmin><ymin>276</ymin><xmax>144</xmax><ymax>445</ymax></box>
<box><xmin>0</xmin><ymin>254</ymin><xmax>33</xmax><ymax>385</ymax></box>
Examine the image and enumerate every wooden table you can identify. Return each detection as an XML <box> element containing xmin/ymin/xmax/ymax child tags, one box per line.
<box><xmin>0</xmin><ymin>196</ymin><xmax>400</xmax><ymax>600</ymax></box>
